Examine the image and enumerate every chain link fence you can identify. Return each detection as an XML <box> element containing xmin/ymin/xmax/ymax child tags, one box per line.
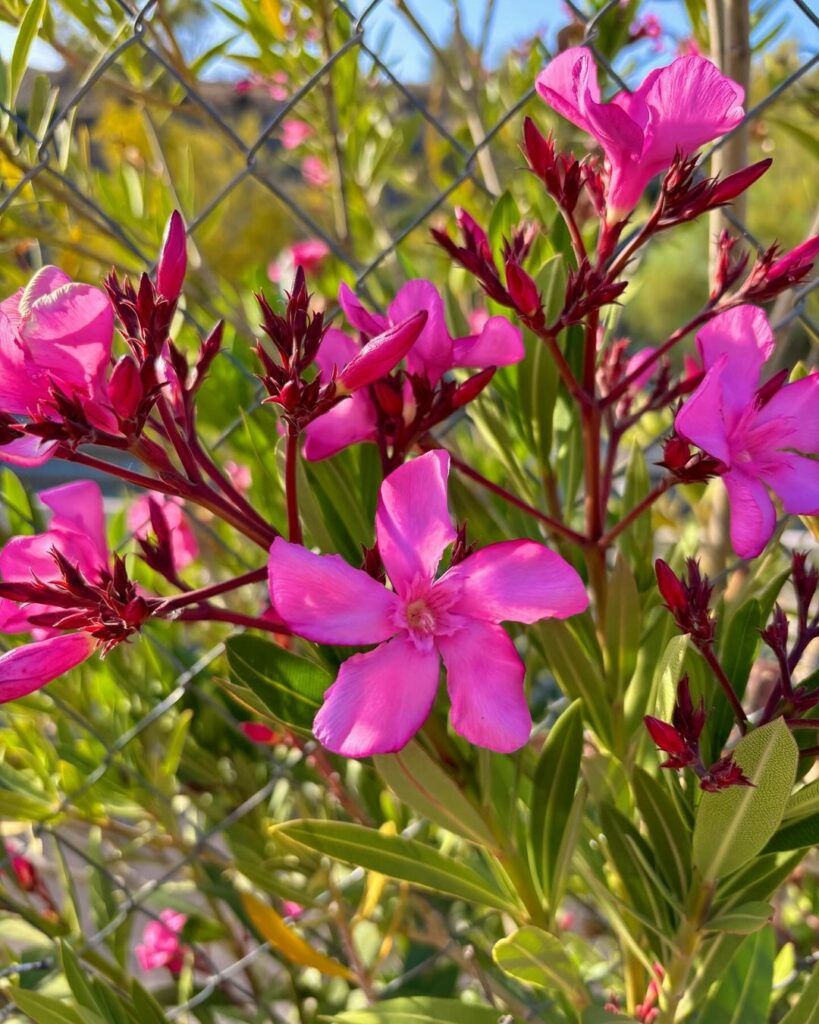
<box><xmin>0</xmin><ymin>0</ymin><xmax>817</xmax><ymax>1019</ymax></box>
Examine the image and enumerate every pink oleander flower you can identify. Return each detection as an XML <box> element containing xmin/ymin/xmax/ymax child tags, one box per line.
<box><xmin>536</xmin><ymin>47</ymin><xmax>744</xmax><ymax>219</ymax></box>
<box><xmin>302</xmin><ymin>155</ymin><xmax>331</xmax><ymax>188</ymax></box>
<box><xmin>127</xmin><ymin>492</ymin><xmax>199</xmax><ymax>571</ymax></box>
<box><xmin>241</xmin><ymin>721</ymin><xmax>280</xmax><ymax>744</ymax></box>
<box><xmin>301</xmin><ymin>281</ymin><xmax>523</xmax><ymax>462</ymax></box>
<box><xmin>0</xmin><ymin>481</ymin><xmax>110</xmax><ymax>635</ymax></box>
<box><xmin>268</xmin><ymin>239</ymin><xmax>330</xmax><ymax>284</ymax></box>
<box><xmin>630</xmin><ymin>13</ymin><xmax>664</xmax><ymax>52</ymax></box>
<box><xmin>225</xmin><ymin>460</ymin><xmax>252</xmax><ymax>495</ymax></box>
<box><xmin>675</xmin><ymin>305</ymin><xmax>819</xmax><ymax>558</ymax></box>
<box><xmin>0</xmin><ymin>633</ymin><xmax>95</xmax><ymax>704</ymax></box>
<box><xmin>679</xmin><ymin>37</ymin><xmax>703</xmax><ymax>57</ymax></box>
<box><xmin>467</xmin><ymin>309</ymin><xmax>490</xmax><ymax>334</ymax></box>
<box><xmin>269</xmin><ymin>451</ymin><xmax>588</xmax><ymax>756</ymax></box>
<box><xmin>3</xmin><ymin>840</ymin><xmax>38</xmax><ymax>891</ymax></box>
<box><xmin>282</xmin><ymin>900</ymin><xmax>304</xmax><ymax>918</ymax></box>
<box><xmin>281</xmin><ymin>118</ymin><xmax>313</xmax><ymax>150</ymax></box>
<box><xmin>135</xmin><ymin>910</ymin><xmax>188</xmax><ymax>974</ymax></box>
<box><xmin>0</xmin><ymin>268</ymin><xmax>115</xmax><ymax>466</ymax></box>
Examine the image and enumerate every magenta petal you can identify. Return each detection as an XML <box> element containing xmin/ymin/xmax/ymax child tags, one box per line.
<box><xmin>439</xmin><ymin>539</ymin><xmax>588</xmax><ymax>624</ymax></box>
<box><xmin>302</xmin><ymin>392</ymin><xmax>378</xmax><ymax>461</ymax></box>
<box><xmin>25</xmin><ymin>282</ymin><xmax>114</xmax><ymax>391</ymax></box>
<box><xmin>0</xmin><ymin>434</ymin><xmax>58</xmax><ymax>467</ymax></box>
<box><xmin>156</xmin><ymin>210</ymin><xmax>187</xmax><ymax>303</ymax></box>
<box><xmin>0</xmin><ymin>633</ymin><xmax>95</xmax><ymax>704</ymax></box>
<box><xmin>760</xmin><ymin>453</ymin><xmax>819</xmax><ymax>517</ymax></box>
<box><xmin>451</xmin><ymin>316</ymin><xmax>525</xmax><ymax>369</ymax></box>
<box><xmin>338</xmin><ymin>310</ymin><xmax>427</xmax><ymax>391</ymax></box>
<box><xmin>40</xmin><ymin>481</ymin><xmax>108</xmax><ymax>568</ymax></box>
<box><xmin>723</xmin><ymin>469</ymin><xmax>776</xmax><ymax>559</ymax></box>
<box><xmin>675</xmin><ymin>358</ymin><xmax>731</xmax><ymax>464</ymax></box>
<box><xmin>314</xmin><ymin>327</ymin><xmax>360</xmax><ymax>378</ymax></box>
<box><xmin>438</xmin><ymin>621</ymin><xmax>531</xmax><ymax>753</ymax></box>
<box><xmin>535</xmin><ymin>47</ymin><xmax>600</xmax><ymax>136</ymax></box>
<box><xmin>638</xmin><ymin>56</ymin><xmax>744</xmax><ymax>174</ymax></box>
<box><xmin>313</xmin><ymin>634</ymin><xmax>440</xmax><ymax>756</ymax></box>
<box><xmin>388</xmin><ymin>280</ymin><xmax>454</xmax><ymax>383</ymax></box>
<box><xmin>376</xmin><ymin>451</ymin><xmax>456</xmax><ymax>595</ymax></box>
<box><xmin>754</xmin><ymin>373</ymin><xmax>819</xmax><ymax>453</ymax></box>
<box><xmin>695</xmin><ymin>306</ymin><xmax>774</xmax><ymax>413</ymax></box>
<box><xmin>268</xmin><ymin>537</ymin><xmax>399</xmax><ymax>645</ymax></box>
<box><xmin>0</xmin><ymin>312</ymin><xmax>39</xmax><ymax>415</ymax></box>
<box><xmin>338</xmin><ymin>282</ymin><xmax>388</xmax><ymax>337</ymax></box>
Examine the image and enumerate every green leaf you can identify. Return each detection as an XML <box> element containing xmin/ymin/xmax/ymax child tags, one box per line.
<box><xmin>693</xmin><ymin>720</ymin><xmax>798</xmax><ymax>880</ymax></box>
<box><xmin>59</xmin><ymin>943</ymin><xmax>97</xmax><ymax>1011</ymax></box>
<box><xmin>328</xmin><ymin>997</ymin><xmax>503</xmax><ymax>1023</ymax></box>
<box><xmin>763</xmin><ymin>812</ymin><xmax>819</xmax><ymax>853</ymax></box>
<box><xmin>712</xmin><ymin>599</ymin><xmax>762</xmax><ymax>751</ymax></box>
<box><xmin>374</xmin><ymin>742</ymin><xmax>497</xmax><ymax>848</ymax></box>
<box><xmin>130</xmin><ymin>983</ymin><xmax>171</xmax><ymax>1024</ymax></box>
<box><xmin>619</xmin><ymin>443</ymin><xmax>653</xmax><ymax>588</ymax></box>
<box><xmin>537</xmin><ymin>620</ymin><xmax>611</xmax><ymax>743</ymax></box>
<box><xmin>10</xmin><ymin>0</ymin><xmax>48</xmax><ymax>105</ymax></box>
<box><xmin>9</xmin><ymin>989</ymin><xmax>106</xmax><ymax>1024</ymax></box>
<box><xmin>487</xmin><ymin>190</ymin><xmax>520</xmax><ymax>262</ymax></box>
<box><xmin>697</xmin><ymin>927</ymin><xmax>774</xmax><ymax>1024</ymax></box>
<box><xmin>492</xmin><ymin>925</ymin><xmax>583</xmax><ymax>1002</ymax></box>
<box><xmin>782</xmin><ymin>778</ymin><xmax>819</xmax><ymax>821</ymax></box>
<box><xmin>780</xmin><ymin>959</ymin><xmax>819</xmax><ymax>1024</ymax></box>
<box><xmin>633</xmin><ymin>767</ymin><xmax>691</xmax><ymax>898</ymax></box>
<box><xmin>653</xmin><ymin>635</ymin><xmax>689</xmax><ymax>722</ymax></box>
<box><xmin>1</xmin><ymin>468</ymin><xmax>36</xmax><ymax>535</ymax></box>
<box><xmin>706</xmin><ymin>901</ymin><xmax>773</xmax><ymax>934</ymax></box>
<box><xmin>274</xmin><ymin>820</ymin><xmax>518</xmax><ymax>914</ymax></box>
<box><xmin>604</xmin><ymin>554</ymin><xmax>640</xmax><ymax>700</ymax></box>
<box><xmin>225</xmin><ymin>635</ymin><xmax>329</xmax><ymax>736</ymax></box>
<box><xmin>530</xmin><ymin>699</ymin><xmax>584</xmax><ymax>904</ymax></box>
<box><xmin>0</xmin><ymin>790</ymin><xmax>57</xmax><ymax>821</ymax></box>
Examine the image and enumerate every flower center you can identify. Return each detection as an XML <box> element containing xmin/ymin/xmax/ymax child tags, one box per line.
<box><xmin>395</xmin><ymin>576</ymin><xmax>463</xmax><ymax>651</ymax></box>
<box><xmin>404</xmin><ymin>598</ymin><xmax>437</xmax><ymax>636</ymax></box>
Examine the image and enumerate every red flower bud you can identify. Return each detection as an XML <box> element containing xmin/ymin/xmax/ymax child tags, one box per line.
<box><xmin>451</xmin><ymin>367</ymin><xmax>495</xmax><ymax>409</ymax></box>
<box><xmin>522</xmin><ymin>116</ymin><xmax>556</xmax><ymax>183</ymax></box>
<box><xmin>108</xmin><ymin>355</ymin><xmax>142</xmax><ymax>420</ymax></box>
<box><xmin>156</xmin><ymin>210</ymin><xmax>187</xmax><ymax>303</ymax></box>
<box><xmin>338</xmin><ymin>311</ymin><xmax>426</xmax><ymax>392</ymax></box>
<box><xmin>279</xmin><ymin>380</ymin><xmax>300</xmax><ymax>412</ymax></box>
<box><xmin>655</xmin><ymin>559</ymin><xmax>687</xmax><ymax>617</ymax></box>
<box><xmin>644</xmin><ymin>716</ymin><xmax>687</xmax><ymax>755</ymax></box>
<box><xmin>505</xmin><ymin>261</ymin><xmax>541</xmax><ymax>317</ymax></box>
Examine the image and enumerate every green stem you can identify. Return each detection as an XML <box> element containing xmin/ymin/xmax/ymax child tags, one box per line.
<box><xmin>656</xmin><ymin>877</ymin><xmax>715</xmax><ymax>1024</ymax></box>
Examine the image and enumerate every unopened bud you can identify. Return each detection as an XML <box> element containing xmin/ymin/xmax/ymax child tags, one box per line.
<box><xmin>505</xmin><ymin>261</ymin><xmax>541</xmax><ymax>317</ymax></box>
<box><xmin>452</xmin><ymin>367</ymin><xmax>495</xmax><ymax>409</ymax></box>
<box><xmin>156</xmin><ymin>210</ymin><xmax>187</xmax><ymax>303</ymax></box>
<box><xmin>108</xmin><ymin>355</ymin><xmax>142</xmax><ymax>420</ymax></box>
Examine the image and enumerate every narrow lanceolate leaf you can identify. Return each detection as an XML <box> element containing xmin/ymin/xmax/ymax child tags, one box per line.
<box><xmin>329</xmin><ymin>997</ymin><xmax>503</xmax><ymax>1023</ymax></box>
<box><xmin>492</xmin><ymin>926</ymin><xmax>586</xmax><ymax>1006</ymax></box>
<box><xmin>633</xmin><ymin>767</ymin><xmax>691</xmax><ymax>899</ymax></box>
<box><xmin>530</xmin><ymin>699</ymin><xmax>584</xmax><ymax>904</ymax></box>
<box><xmin>706</xmin><ymin>901</ymin><xmax>773</xmax><ymax>934</ymax></box>
<box><xmin>697</xmin><ymin>927</ymin><xmax>774</xmax><ymax>1024</ymax></box>
<box><xmin>374</xmin><ymin>741</ymin><xmax>497</xmax><ymax>848</ymax></box>
<box><xmin>604</xmin><ymin>554</ymin><xmax>640</xmax><ymax>700</ymax></box>
<box><xmin>273</xmin><ymin>820</ymin><xmax>519</xmax><ymax>914</ymax></box>
<box><xmin>241</xmin><ymin>892</ymin><xmax>354</xmax><ymax>980</ymax></box>
<box><xmin>763</xmin><ymin>812</ymin><xmax>819</xmax><ymax>854</ymax></box>
<box><xmin>9</xmin><ymin>989</ymin><xmax>106</xmax><ymax>1024</ymax></box>
<box><xmin>780</xmin><ymin>959</ymin><xmax>819</xmax><ymax>1024</ymax></box>
<box><xmin>782</xmin><ymin>778</ymin><xmax>819</xmax><ymax>821</ymax></box>
<box><xmin>10</xmin><ymin>0</ymin><xmax>48</xmax><ymax>105</ymax></box>
<box><xmin>537</xmin><ymin>620</ymin><xmax>612</xmax><ymax>743</ymax></box>
<box><xmin>653</xmin><ymin>635</ymin><xmax>689</xmax><ymax>722</ymax></box>
<box><xmin>693</xmin><ymin>720</ymin><xmax>798</xmax><ymax>880</ymax></box>
<box><xmin>225</xmin><ymin>635</ymin><xmax>329</xmax><ymax>735</ymax></box>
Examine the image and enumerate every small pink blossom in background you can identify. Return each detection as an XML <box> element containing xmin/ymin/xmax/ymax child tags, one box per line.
<box><xmin>128</xmin><ymin>492</ymin><xmax>199</xmax><ymax>571</ymax></box>
<box><xmin>281</xmin><ymin>118</ymin><xmax>313</xmax><ymax>150</ymax></box>
<box><xmin>303</xmin><ymin>281</ymin><xmax>523</xmax><ymax>461</ymax></box>
<box><xmin>630</xmin><ymin>14</ymin><xmax>664</xmax><ymax>52</ymax></box>
<box><xmin>675</xmin><ymin>304</ymin><xmax>819</xmax><ymax>558</ymax></box>
<box><xmin>0</xmin><ymin>268</ymin><xmax>115</xmax><ymax>466</ymax></box>
<box><xmin>301</xmin><ymin>155</ymin><xmax>332</xmax><ymax>188</ymax></box>
<box><xmin>269</xmin><ymin>451</ymin><xmax>588</xmax><ymax>755</ymax></box>
<box><xmin>3</xmin><ymin>841</ymin><xmax>38</xmax><ymax>891</ymax></box>
<box><xmin>269</xmin><ymin>84</ymin><xmax>288</xmax><ymax>101</ymax></box>
<box><xmin>678</xmin><ymin>36</ymin><xmax>703</xmax><ymax>57</ymax></box>
<box><xmin>536</xmin><ymin>46</ymin><xmax>744</xmax><ymax>218</ymax></box>
<box><xmin>467</xmin><ymin>309</ymin><xmax>490</xmax><ymax>334</ymax></box>
<box><xmin>268</xmin><ymin>239</ymin><xmax>330</xmax><ymax>284</ymax></box>
<box><xmin>135</xmin><ymin>910</ymin><xmax>188</xmax><ymax>973</ymax></box>
<box><xmin>625</xmin><ymin>346</ymin><xmax>659</xmax><ymax>393</ymax></box>
<box><xmin>0</xmin><ymin>481</ymin><xmax>110</xmax><ymax>635</ymax></box>
<box><xmin>241</xmin><ymin>722</ymin><xmax>280</xmax><ymax>745</ymax></box>
<box><xmin>225</xmin><ymin>460</ymin><xmax>252</xmax><ymax>495</ymax></box>
<box><xmin>282</xmin><ymin>900</ymin><xmax>304</xmax><ymax>918</ymax></box>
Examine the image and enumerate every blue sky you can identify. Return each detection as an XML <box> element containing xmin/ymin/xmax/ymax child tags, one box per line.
<box><xmin>1</xmin><ymin>0</ymin><xmax>816</xmax><ymax>82</ymax></box>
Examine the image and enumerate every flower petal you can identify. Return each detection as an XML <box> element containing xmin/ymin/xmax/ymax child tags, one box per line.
<box><xmin>313</xmin><ymin>634</ymin><xmax>440</xmax><ymax>756</ymax></box>
<box><xmin>439</xmin><ymin>539</ymin><xmax>588</xmax><ymax>624</ymax></box>
<box><xmin>314</xmin><ymin>327</ymin><xmax>360</xmax><ymax>379</ymax></box>
<box><xmin>268</xmin><ymin>537</ymin><xmax>399</xmax><ymax>645</ymax></box>
<box><xmin>675</xmin><ymin>356</ymin><xmax>731</xmax><ymax>464</ymax></box>
<box><xmin>339</xmin><ymin>311</ymin><xmax>427</xmax><ymax>391</ymax></box>
<box><xmin>753</xmin><ymin>373</ymin><xmax>819</xmax><ymax>454</ymax></box>
<box><xmin>438</xmin><ymin>620</ymin><xmax>531</xmax><ymax>753</ymax></box>
<box><xmin>376</xmin><ymin>450</ymin><xmax>456</xmax><ymax>595</ymax></box>
<box><xmin>302</xmin><ymin>392</ymin><xmax>378</xmax><ymax>461</ymax></box>
<box><xmin>338</xmin><ymin>282</ymin><xmax>388</xmax><ymax>337</ymax></box>
<box><xmin>723</xmin><ymin>469</ymin><xmax>776</xmax><ymax>559</ymax></box>
<box><xmin>388</xmin><ymin>279</ymin><xmax>453</xmax><ymax>382</ymax></box>
<box><xmin>40</xmin><ymin>481</ymin><xmax>108</xmax><ymax>568</ymax></box>
<box><xmin>695</xmin><ymin>305</ymin><xmax>774</xmax><ymax>413</ymax></box>
<box><xmin>535</xmin><ymin>47</ymin><xmax>602</xmax><ymax>137</ymax></box>
<box><xmin>451</xmin><ymin>316</ymin><xmax>525</xmax><ymax>369</ymax></box>
<box><xmin>638</xmin><ymin>56</ymin><xmax>744</xmax><ymax>174</ymax></box>
<box><xmin>760</xmin><ymin>453</ymin><xmax>819</xmax><ymax>517</ymax></box>
<box><xmin>0</xmin><ymin>633</ymin><xmax>94</xmax><ymax>704</ymax></box>
<box><xmin>0</xmin><ymin>434</ymin><xmax>57</xmax><ymax>467</ymax></box>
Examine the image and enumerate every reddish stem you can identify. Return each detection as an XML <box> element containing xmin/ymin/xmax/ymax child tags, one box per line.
<box><xmin>597</xmin><ymin>478</ymin><xmax>673</xmax><ymax>548</ymax></box>
<box><xmin>699</xmin><ymin>643</ymin><xmax>749</xmax><ymax>734</ymax></box>
<box><xmin>174</xmin><ymin>607</ymin><xmax>289</xmax><ymax>635</ymax></box>
<box><xmin>285</xmin><ymin>428</ymin><xmax>303</xmax><ymax>545</ymax></box>
<box><xmin>156</xmin><ymin>567</ymin><xmax>268</xmax><ymax>614</ymax></box>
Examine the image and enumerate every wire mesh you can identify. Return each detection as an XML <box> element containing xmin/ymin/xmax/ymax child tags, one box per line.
<box><xmin>0</xmin><ymin>0</ymin><xmax>817</xmax><ymax>1019</ymax></box>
